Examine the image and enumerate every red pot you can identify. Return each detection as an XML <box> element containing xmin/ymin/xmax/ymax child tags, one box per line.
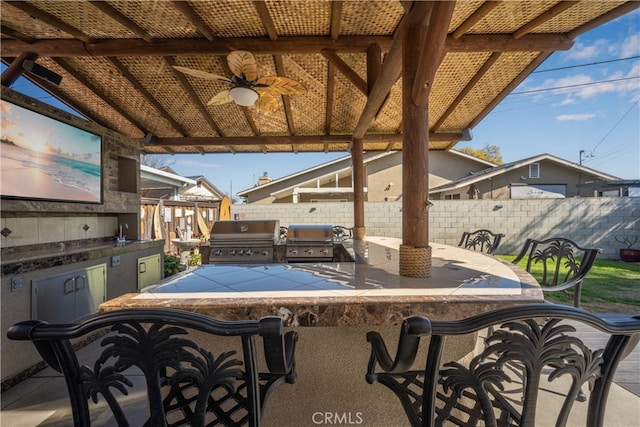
<box><xmin>620</xmin><ymin>248</ymin><xmax>640</xmax><ymax>262</ymax></box>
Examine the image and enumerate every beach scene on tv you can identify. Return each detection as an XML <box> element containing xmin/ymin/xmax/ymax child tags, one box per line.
<box><xmin>1</xmin><ymin>100</ymin><xmax>102</xmax><ymax>203</ymax></box>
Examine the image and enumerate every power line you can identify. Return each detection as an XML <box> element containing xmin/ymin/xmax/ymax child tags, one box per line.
<box><xmin>592</xmin><ymin>101</ymin><xmax>639</xmax><ymax>152</ymax></box>
<box><xmin>533</xmin><ymin>56</ymin><xmax>640</xmax><ymax>74</ymax></box>
<box><xmin>511</xmin><ymin>76</ymin><xmax>639</xmax><ymax>96</ymax></box>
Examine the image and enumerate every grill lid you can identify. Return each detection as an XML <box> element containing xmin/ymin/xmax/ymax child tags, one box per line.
<box><xmin>287</xmin><ymin>224</ymin><xmax>334</xmax><ymax>244</ymax></box>
<box><xmin>209</xmin><ymin>220</ymin><xmax>279</xmax><ymax>243</ymax></box>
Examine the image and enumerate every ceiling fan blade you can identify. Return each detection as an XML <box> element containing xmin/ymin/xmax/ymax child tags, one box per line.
<box><xmin>207</xmin><ymin>90</ymin><xmax>234</xmax><ymax>106</ymax></box>
<box><xmin>254</xmin><ymin>93</ymin><xmax>280</xmax><ymax>113</ymax></box>
<box><xmin>227</xmin><ymin>51</ymin><xmax>258</xmax><ymax>82</ymax></box>
<box><xmin>172</xmin><ymin>66</ymin><xmax>232</xmax><ymax>83</ymax></box>
<box><xmin>257</xmin><ymin>76</ymin><xmax>307</xmax><ymax>95</ymax></box>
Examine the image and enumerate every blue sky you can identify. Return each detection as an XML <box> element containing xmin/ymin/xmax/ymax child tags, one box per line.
<box><xmin>3</xmin><ymin>9</ymin><xmax>638</xmax><ymax>197</ymax></box>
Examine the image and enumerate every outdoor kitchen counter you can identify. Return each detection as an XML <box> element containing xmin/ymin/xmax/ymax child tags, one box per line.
<box><xmin>99</xmin><ymin>237</ymin><xmax>542</xmax><ymax>426</ymax></box>
<box><xmin>100</xmin><ymin>236</ymin><xmax>542</xmax><ymax>324</ymax></box>
<box><xmin>1</xmin><ymin>238</ymin><xmax>165</xmax><ymax>276</ymax></box>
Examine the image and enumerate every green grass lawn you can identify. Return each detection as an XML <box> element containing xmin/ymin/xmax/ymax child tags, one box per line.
<box><xmin>497</xmin><ymin>256</ymin><xmax>640</xmax><ymax>313</ymax></box>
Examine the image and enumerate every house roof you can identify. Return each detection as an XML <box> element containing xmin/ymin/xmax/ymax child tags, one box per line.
<box><xmin>238</xmin><ymin>149</ymin><xmax>497</xmax><ymax>198</ymax></box>
<box><xmin>237</xmin><ymin>151</ymin><xmax>392</xmax><ymax>197</ymax></box>
<box><xmin>184</xmin><ymin>174</ymin><xmax>226</xmax><ymax>199</ymax></box>
<box><xmin>429</xmin><ymin>153</ymin><xmax>621</xmax><ymax>193</ymax></box>
<box><xmin>140</xmin><ymin>164</ymin><xmax>197</xmax><ymax>189</ymax></box>
<box><xmin>2</xmin><ymin>1</ymin><xmax>636</xmax><ymax>155</ymax></box>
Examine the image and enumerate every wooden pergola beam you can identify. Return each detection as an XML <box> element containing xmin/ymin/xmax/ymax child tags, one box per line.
<box><xmin>325</xmin><ymin>62</ymin><xmax>336</xmax><ymax>134</ymax></box>
<box><xmin>139</xmin><ymin>132</ymin><xmax>465</xmax><ymax>147</ymax></box>
<box><xmin>2</xmin><ymin>58</ymin><xmax>112</xmax><ymax>129</ymax></box>
<box><xmin>330</xmin><ymin>1</ymin><xmax>344</xmax><ymax>40</ymax></box>
<box><xmin>513</xmin><ymin>1</ymin><xmax>579</xmax><ymax>39</ymax></box>
<box><xmin>445</xmin><ymin>34</ymin><xmax>573</xmax><ymax>52</ymax></box>
<box><xmin>253</xmin><ymin>1</ymin><xmax>279</xmax><ymax>40</ymax></box>
<box><xmin>252</xmin><ymin>2</ymin><xmax>297</xmax><ymax>136</ymax></box>
<box><xmin>0</xmin><ymin>26</ymin><xmax>35</xmax><ymax>43</ymax></box>
<box><xmin>108</xmin><ymin>57</ymin><xmax>187</xmax><ymax>136</ymax></box>
<box><xmin>4</xmin><ymin>2</ymin><xmax>94</xmax><ymax>44</ymax></box>
<box><xmin>432</xmin><ymin>52</ymin><xmax>502</xmax><ymax>131</ymax></box>
<box><xmin>452</xmin><ymin>1</ymin><xmax>500</xmax><ymax>39</ymax></box>
<box><xmin>320</xmin><ymin>49</ymin><xmax>368</xmax><ymax>95</ymax></box>
<box><xmin>412</xmin><ymin>1</ymin><xmax>456</xmax><ymax>106</ymax></box>
<box><xmin>51</xmin><ymin>57</ymin><xmax>146</xmax><ymax>133</ymax></box>
<box><xmin>275</xmin><ymin>55</ymin><xmax>297</xmax><ymax>135</ymax></box>
<box><xmin>0</xmin><ymin>34</ymin><xmax>574</xmax><ymax>57</ymax></box>
<box><xmin>171</xmin><ymin>1</ymin><xmax>217</xmax><ymax>42</ymax></box>
<box><xmin>1</xmin><ymin>52</ymin><xmax>37</xmax><ymax>87</ymax></box>
<box><xmin>352</xmin><ymin>1</ymin><xmax>435</xmax><ymax>139</ymax></box>
<box><xmin>88</xmin><ymin>1</ymin><xmax>154</xmax><ymax>43</ymax></box>
<box><xmin>164</xmin><ymin>56</ymin><xmax>225</xmax><ymax>137</ymax></box>
<box><xmin>469</xmin><ymin>52</ymin><xmax>553</xmax><ymax>129</ymax></box>
<box><xmin>568</xmin><ymin>2</ymin><xmax>640</xmax><ymax>38</ymax></box>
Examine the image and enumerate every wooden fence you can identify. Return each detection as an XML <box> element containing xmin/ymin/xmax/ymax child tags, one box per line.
<box><xmin>141</xmin><ymin>199</ymin><xmax>219</xmax><ymax>254</ymax></box>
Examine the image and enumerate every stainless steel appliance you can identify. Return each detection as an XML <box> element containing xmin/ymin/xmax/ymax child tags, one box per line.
<box><xmin>286</xmin><ymin>224</ymin><xmax>334</xmax><ymax>262</ymax></box>
<box><xmin>208</xmin><ymin>220</ymin><xmax>279</xmax><ymax>263</ymax></box>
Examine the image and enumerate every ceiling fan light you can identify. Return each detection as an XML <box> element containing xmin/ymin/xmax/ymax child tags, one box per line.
<box><xmin>229</xmin><ymin>87</ymin><xmax>259</xmax><ymax>106</ymax></box>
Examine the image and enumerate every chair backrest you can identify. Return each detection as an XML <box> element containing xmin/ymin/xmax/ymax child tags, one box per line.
<box><xmin>279</xmin><ymin>226</ymin><xmax>288</xmax><ymax>239</ymax></box>
<box><xmin>7</xmin><ymin>308</ymin><xmax>297</xmax><ymax>427</ymax></box>
<box><xmin>512</xmin><ymin>237</ymin><xmax>601</xmax><ymax>307</ymax></box>
<box><xmin>333</xmin><ymin>225</ymin><xmax>353</xmax><ymax>241</ymax></box>
<box><xmin>366</xmin><ymin>304</ymin><xmax>640</xmax><ymax>427</ymax></box>
<box><xmin>458</xmin><ymin>229</ymin><xmax>504</xmax><ymax>254</ymax></box>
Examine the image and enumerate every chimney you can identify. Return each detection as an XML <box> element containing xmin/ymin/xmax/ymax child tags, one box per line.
<box><xmin>257</xmin><ymin>171</ymin><xmax>272</xmax><ymax>186</ymax></box>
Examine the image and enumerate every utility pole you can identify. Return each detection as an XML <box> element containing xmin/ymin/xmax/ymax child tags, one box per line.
<box><xmin>579</xmin><ymin>150</ymin><xmax>592</xmax><ymax>165</ymax></box>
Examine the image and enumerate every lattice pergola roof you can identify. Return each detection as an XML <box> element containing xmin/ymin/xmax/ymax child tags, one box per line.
<box><xmin>1</xmin><ymin>1</ymin><xmax>637</xmax><ymax>155</ymax></box>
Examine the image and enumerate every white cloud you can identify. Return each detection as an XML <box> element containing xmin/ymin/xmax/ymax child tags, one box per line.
<box><xmin>554</xmin><ymin>97</ymin><xmax>576</xmax><ymax>107</ymax></box>
<box><xmin>567</xmin><ymin>39</ymin><xmax>609</xmax><ymax>61</ymax></box>
<box><xmin>620</xmin><ymin>33</ymin><xmax>640</xmax><ymax>58</ymax></box>
<box><xmin>556</xmin><ymin>113</ymin><xmax>597</xmax><ymax>121</ymax></box>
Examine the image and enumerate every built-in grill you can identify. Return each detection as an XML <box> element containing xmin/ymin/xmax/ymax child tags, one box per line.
<box><xmin>208</xmin><ymin>220</ymin><xmax>279</xmax><ymax>264</ymax></box>
<box><xmin>286</xmin><ymin>224</ymin><xmax>334</xmax><ymax>263</ymax></box>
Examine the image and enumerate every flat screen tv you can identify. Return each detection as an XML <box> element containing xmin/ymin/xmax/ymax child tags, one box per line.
<box><xmin>1</xmin><ymin>98</ymin><xmax>102</xmax><ymax>203</ymax></box>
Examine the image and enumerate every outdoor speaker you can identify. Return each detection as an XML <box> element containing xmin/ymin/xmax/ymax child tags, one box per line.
<box><xmin>22</xmin><ymin>60</ymin><xmax>62</xmax><ymax>85</ymax></box>
<box><xmin>144</xmin><ymin>133</ymin><xmax>158</xmax><ymax>145</ymax></box>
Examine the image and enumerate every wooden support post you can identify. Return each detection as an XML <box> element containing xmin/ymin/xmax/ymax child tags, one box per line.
<box><xmin>352</xmin><ymin>137</ymin><xmax>366</xmax><ymax>240</ymax></box>
<box><xmin>400</xmin><ymin>22</ymin><xmax>431</xmax><ymax>278</ymax></box>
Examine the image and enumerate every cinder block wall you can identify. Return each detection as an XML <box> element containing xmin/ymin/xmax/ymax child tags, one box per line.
<box><xmin>232</xmin><ymin>197</ymin><xmax>640</xmax><ymax>259</ymax></box>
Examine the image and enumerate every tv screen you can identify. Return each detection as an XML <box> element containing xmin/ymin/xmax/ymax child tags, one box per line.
<box><xmin>1</xmin><ymin>98</ymin><xmax>102</xmax><ymax>203</ymax></box>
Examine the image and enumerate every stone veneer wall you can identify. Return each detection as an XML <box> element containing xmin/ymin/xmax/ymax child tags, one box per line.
<box><xmin>1</xmin><ymin>88</ymin><xmax>152</xmax><ymax>385</ymax></box>
<box><xmin>231</xmin><ymin>197</ymin><xmax>640</xmax><ymax>259</ymax></box>
<box><xmin>1</xmin><ymin>87</ymin><xmax>141</xmax><ymax>248</ymax></box>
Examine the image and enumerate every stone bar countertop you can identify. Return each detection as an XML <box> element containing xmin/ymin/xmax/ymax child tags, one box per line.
<box><xmin>101</xmin><ymin>237</ymin><xmax>542</xmax><ymax>324</ymax></box>
<box><xmin>1</xmin><ymin>238</ymin><xmax>165</xmax><ymax>276</ymax></box>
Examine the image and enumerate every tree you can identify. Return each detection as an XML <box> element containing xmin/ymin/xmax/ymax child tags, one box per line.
<box><xmin>456</xmin><ymin>145</ymin><xmax>503</xmax><ymax>165</ymax></box>
<box><xmin>140</xmin><ymin>154</ymin><xmax>175</xmax><ymax>169</ymax></box>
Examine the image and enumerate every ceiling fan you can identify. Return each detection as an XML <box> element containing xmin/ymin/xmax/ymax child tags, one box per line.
<box><xmin>172</xmin><ymin>50</ymin><xmax>307</xmax><ymax>112</ymax></box>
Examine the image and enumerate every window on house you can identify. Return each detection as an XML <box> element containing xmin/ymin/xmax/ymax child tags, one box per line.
<box><xmin>444</xmin><ymin>194</ymin><xmax>461</xmax><ymax>200</ymax></box>
<box><xmin>529</xmin><ymin>163</ymin><xmax>540</xmax><ymax>178</ymax></box>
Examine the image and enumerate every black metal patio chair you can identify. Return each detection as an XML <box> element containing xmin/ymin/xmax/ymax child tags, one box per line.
<box><xmin>7</xmin><ymin>308</ymin><xmax>298</xmax><ymax>427</ymax></box>
<box><xmin>333</xmin><ymin>225</ymin><xmax>353</xmax><ymax>241</ymax></box>
<box><xmin>366</xmin><ymin>303</ymin><xmax>640</xmax><ymax>427</ymax></box>
<box><xmin>457</xmin><ymin>229</ymin><xmax>504</xmax><ymax>254</ymax></box>
<box><xmin>512</xmin><ymin>237</ymin><xmax>601</xmax><ymax>308</ymax></box>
